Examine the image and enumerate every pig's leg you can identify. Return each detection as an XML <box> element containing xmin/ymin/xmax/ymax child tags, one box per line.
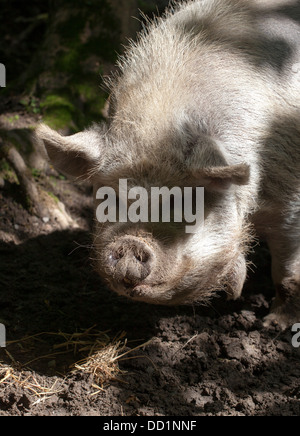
<box><xmin>264</xmin><ymin>217</ymin><xmax>300</xmax><ymax>329</ymax></box>
<box><xmin>226</xmin><ymin>253</ymin><xmax>248</xmax><ymax>301</ymax></box>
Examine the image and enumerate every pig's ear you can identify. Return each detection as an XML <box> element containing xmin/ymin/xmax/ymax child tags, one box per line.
<box><xmin>190</xmin><ymin>164</ymin><xmax>250</xmax><ymax>192</ymax></box>
<box><xmin>35</xmin><ymin>124</ymin><xmax>102</xmax><ymax>179</ymax></box>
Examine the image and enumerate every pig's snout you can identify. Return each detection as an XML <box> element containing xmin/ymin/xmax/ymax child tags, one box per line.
<box><xmin>107</xmin><ymin>238</ymin><xmax>154</xmax><ymax>287</ymax></box>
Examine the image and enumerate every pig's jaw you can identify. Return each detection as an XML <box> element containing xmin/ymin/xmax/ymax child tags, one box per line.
<box><xmin>104</xmin><ymin>255</ymin><xmax>191</xmax><ymax>304</ymax></box>
<box><xmin>105</xmin><ymin>246</ymin><xmax>248</xmax><ymax>306</ymax></box>
<box><xmin>108</xmin><ymin>275</ymin><xmax>219</xmax><ymax>305</ymax></box>
<box><xmin>109</xmin><ymin>280</ymin><xmax>185</xmax><ymax>305</ymax></box>
<box><xmin>106</xmin><ymin>265</ymin><xmax>185</xmax><ymax>304</ymax></box>
<box><xmin>112</xmin><ymin>282</ymin><xmax>166</xmax><ymax>304</ymax></box>
<box><xmin>95</xmin><ymin>217</ymin><xmax>251</xmax><ymax>305</ymax></box>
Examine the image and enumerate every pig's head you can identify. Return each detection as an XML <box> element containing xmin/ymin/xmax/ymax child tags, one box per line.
<box><xmin>36</xmin><ymin>123</ymin><xmax>252</xmax><ymax>306</ymax></box>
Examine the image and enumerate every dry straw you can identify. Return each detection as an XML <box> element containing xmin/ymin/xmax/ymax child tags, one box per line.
<box><xmin>0</xmin><ymin>326</ymin><xmax>152</xmax><ymax>401</ymax></box>
<box><xmin>0</xmin><ymin>361</ymin><xmax>65</xmax><ymax>406</ymax></box>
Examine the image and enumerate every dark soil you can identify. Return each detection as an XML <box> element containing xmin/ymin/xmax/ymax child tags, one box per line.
<box><xmin>0</xmin><ymin>115</ymin><xmax>300</xmax><ymax>417</ymax></box>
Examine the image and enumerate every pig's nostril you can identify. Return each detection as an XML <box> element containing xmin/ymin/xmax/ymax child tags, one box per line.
<box><xmin>115</xmin><ymin>247</ymin><xmax>124</xmax><ymax>259</ymax></box>
<box><xmin>108</xmin><ymin>248</ymin><xmax>124</xmax><ymax>267</ymax></box>
<box><xmin>135</xmin><ymin>251</ymin><xmax>150</xmax><ymax>263</ymax></box>
<box><xmin>110</xmin><ymin>248</ymin><xmax>124</xmax><ymax>262</ymax></box>
<box><xmin>108</xmin><ymin>240</ymin><xmax>154</xmax><ymax>287</ymax></box>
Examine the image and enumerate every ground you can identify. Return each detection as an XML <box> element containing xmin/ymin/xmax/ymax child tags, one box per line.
<box><xmin>0</xmin><ymin>108</ymin><xmax>300</xmax><ymax>417</ymax></box>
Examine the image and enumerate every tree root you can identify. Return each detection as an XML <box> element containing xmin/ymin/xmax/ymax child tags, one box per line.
<box><xmin>1</xmin><ymin>141</ymin><xmax>41</xmax><ymax>215</ymax></box>
<box><xmin>0</xmin><ymin>138</ymin><xmax>78</xmax><ymax>230</ymax></box>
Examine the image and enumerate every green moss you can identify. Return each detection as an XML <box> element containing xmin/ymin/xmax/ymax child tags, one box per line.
<box><xmin>56</xmin><ymin>46</ymin><xmax>81</xmax><ymax>74</ymax></box>
<box><xmin>19</xmin><ymin>96</ymin><xmax>41</xmax><ymax>114</ymax></box>
<box><xmin>43</xmin><ymin>109</ymin><xmax>74</xmax><ymax>130</ymax></box>
<box><xmin>76</xmin><ymin>83</ymin><xmax>94</xmax><ymax>101</ymax></box>
<box><xmin>40</xmin><ymin>94</ymin><xmax>77</xmax><ymax>130</ymax></box>
<box><xmin>54</xmin><ymin>0</ymin><xmax>119</xmax><ymax>76</ymax></box>
<box><xmin>40</xmin><ymin>94</ymin><xmax>74</xmax><ymax>112</ymax></box>
<box><xmin>88</xmin><ymin>95</ymin><xmax>106</xmax><ymax>117</ymax></box>
<box><xmin>71</xmin><ymin>80</ymin><xmax>107</xmax><ymax>127</ymax></box>
<box><xmin>0</xmin><ymin>158</ymin><xmax>19</xmax><ymax>184</ymax></box>
<box><xmin>47</xmin><ymin>191</ymin><xmax>59</xmax><ymax>204</ymax></box>
<box><xmin>31</xmin><ymin>168</ymin><xmax>42</xmax><ymax>180</ymax></box>
<box><xmin>40</xmin><ymin>81</ymin><xmax>107</xmax><ymax>129</ymax></box>
<box><xmin>0</xmin><ymin>159</ymin><xmax>12</xmax><ymax>173</ymax></box>
<box><xmin>36</xmin><ymin>0</ymin><xmax>120</xmax><ymax>131</ymax></box>
<box><xmin>6</xmin><ymin>115</ymin><xmax>20</xmax><ymax>124</ymax></box>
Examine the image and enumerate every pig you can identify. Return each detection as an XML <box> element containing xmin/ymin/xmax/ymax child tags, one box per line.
<box><xmin>36</xmin><ymin>0</ymin><xmax>300</xmax><ymax>329</ymax></box>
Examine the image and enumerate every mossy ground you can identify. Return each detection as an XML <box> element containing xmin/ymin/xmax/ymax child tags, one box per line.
<box><xmin>3</xmin><ymin>0</ymin><xmax>120</xmax><ymax>133</ymax></box>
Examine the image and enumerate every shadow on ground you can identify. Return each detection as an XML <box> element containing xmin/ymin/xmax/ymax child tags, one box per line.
<box><xmin>0</xmin><ymin>227</ymin><xmax>299</xmax><ymax>416</ymax></box>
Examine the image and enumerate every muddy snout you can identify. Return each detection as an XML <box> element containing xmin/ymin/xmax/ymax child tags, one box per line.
<box><xmin>107</xmin><ymin>237</ymin><xmax>155</xmax><ymax>287</ymax></box>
